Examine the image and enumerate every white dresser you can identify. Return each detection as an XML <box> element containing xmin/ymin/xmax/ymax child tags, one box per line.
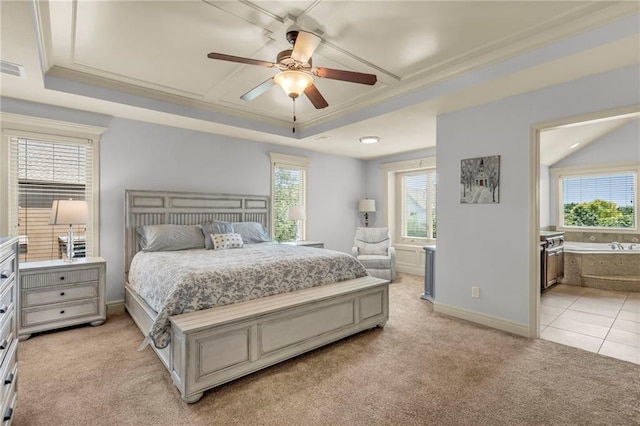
<box><xmin>0</xmin><ymin>237</ymin><xmax>19</xmax><ymax>425</ymax></box>
<box><xmin>18</xmin><ymin>257</ymin><xmax>106</xmax><ymax>341</ymax></box>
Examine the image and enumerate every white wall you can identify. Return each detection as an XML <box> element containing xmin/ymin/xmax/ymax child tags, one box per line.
<box><xmin>435</xmin><ymin>65</ymin><xmax>640</xmax><ymax>329</ymax></box>
<box><xmin>548</xmin><ymin>120</ymin><xmax>640</xmax><ymax>227</ymax></box>
<box><xmin>540</xmin><ymin>165</ymin><xmax>550</xmax><ymax>228</ymax></box>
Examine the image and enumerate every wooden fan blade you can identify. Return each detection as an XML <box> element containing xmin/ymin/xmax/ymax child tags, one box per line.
<box><xmin>291</xmin><ymin>31</ymin><xmax>321</xmax><ymax>64</ymax></box>
<box><xmin>313</xmin><ymin>67</ymin><xmax>377</xmax><ymax>85</ymax></box>
<box><xmin>304</xmin><ymin>84</ymin><xmax>329</xmax><ymax>109</ymax></box>
<box><xmin>207</xmin><ymin>52</ymin><xmax>275</xmax><ymax>68</ymax></box>
<box><xmin>240</xmin><ymin>77</ymin><xmax>276</xmax><ymax>101</ymax></box>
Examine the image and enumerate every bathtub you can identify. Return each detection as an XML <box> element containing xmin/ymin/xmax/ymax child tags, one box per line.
<box><xmin>562</xmin><ymin>242</ymin><xmax>640</xmax><ymax>292</ymax></box>
<box><xmin>564</xmin><ymin>242</ymin><xmax>640</xmax><ymax>254</ymax></box>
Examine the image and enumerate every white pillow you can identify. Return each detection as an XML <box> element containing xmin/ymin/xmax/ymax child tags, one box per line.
<box><xmin>212</xmin><ymin>233</ymin><xmax>244</xmax><ymax>250</ymax></box>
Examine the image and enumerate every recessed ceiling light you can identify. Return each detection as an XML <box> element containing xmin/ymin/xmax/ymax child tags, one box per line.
<box><xmin>359</xmin><ymin>136</ymin><xmax>379</xmax><ymax>144</ymax></box>
<box><xmin>570</xmin><ymin>143</ymin><xmax>580</xmax><ymax>149</ymax></box>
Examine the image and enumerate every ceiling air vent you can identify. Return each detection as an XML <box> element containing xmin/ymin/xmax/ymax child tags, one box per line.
<box><xmin>0</xmin><ymin>60</ymin><xmax>25</xmax><ymax>78</ymax></box>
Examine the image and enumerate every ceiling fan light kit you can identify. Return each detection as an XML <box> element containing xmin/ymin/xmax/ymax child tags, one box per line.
<box><xmin>274</xmin><ymin>70</ymin><xmax>313</xmax><ymax>98</ymax></box>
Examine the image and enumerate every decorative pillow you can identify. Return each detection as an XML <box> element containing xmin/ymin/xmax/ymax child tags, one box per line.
<box><xmin>231</xmin><ymin>222</ymin><xmax>272</xmax><ymax>244</ymax></box>
<box><xmin>136</xmin><ymin>224</ymin><xmax>205</xmax><ymax>252</ymax></box>
<box><xmin>198</xmin><ymin>221</ymin><xmax>234</xmax><ymax>249</ymax></box>
<box><xmin>212</xmin><ymin>233</ymin><xmax>244</xmax><ymax>250</ymax></box>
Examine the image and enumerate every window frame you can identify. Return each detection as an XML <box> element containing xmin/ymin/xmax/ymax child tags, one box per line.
<box><xmin>269</xmin><ymin>152</ymin><xmax>309</xmax><ymax>242</ymax></box>
<box><xmin>380</xmin><ymin>157</ymin><xmax>436</xmax><ymax>247</ymax></box>
<box><xmin>553</xmin><ymin>162</ymin><xmax>639</xmax><ymax>233</ymax></box>
<box><xmin>1</xmin><ymin>112</ymin><xmax>105</xmax><ymax>258</ymax></box>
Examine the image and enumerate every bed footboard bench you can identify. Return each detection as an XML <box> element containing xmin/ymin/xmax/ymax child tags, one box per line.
<box><xmin>169</xmin><ymin>276</ymin><xmax>389</xmax><ymax>403</ymax></box>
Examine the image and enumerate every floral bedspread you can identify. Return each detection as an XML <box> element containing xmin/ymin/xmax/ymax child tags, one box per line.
<box><xmin>128</xmin><ymin>243</ymin><xmax>368</xmax><ymax>348</ymax></box>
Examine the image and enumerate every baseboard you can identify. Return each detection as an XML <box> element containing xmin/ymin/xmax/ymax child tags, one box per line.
<box><xmin>397</xmin><ymin>265</ymin><xmax>424</xmax><ymax>276</ymax></box>
<box><xmin>433</xmin><ymin>302</ymin><xmax>530</xmax><ymax>338</ymax></box>
<box><xmin>107</xmin><ymin>299</ymin><xmax>125</xmax><ymax>315</ymax></box>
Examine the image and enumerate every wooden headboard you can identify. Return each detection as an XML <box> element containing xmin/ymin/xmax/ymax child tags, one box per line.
<box><xmin>124</xmin><ymin>189</ymin><xmax>270</xmax><ymax>274</ymax></box>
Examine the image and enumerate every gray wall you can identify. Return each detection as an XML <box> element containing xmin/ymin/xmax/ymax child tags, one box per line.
<box><xmin>100</xmin><ymin>119</ymin><xmax>366</xmax><ymax>301</ymax></box>
<box><xmin>363</xmin><ymin>147</ymin><xmax>437</xmax><ymax>227</ymax></box>
<box><xmin>435</xmin><ymin>65</ymin><xmax>640</xmax><ymax>327</ymax></box>
<box><xmin>1</xmin><ymin>98</ymin><xmax>366</xmax><ymax>302</ymax></box>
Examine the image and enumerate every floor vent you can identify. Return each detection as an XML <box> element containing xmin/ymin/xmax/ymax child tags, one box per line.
<box><xmin>0</xmin><ymin>60</ymin><xmax>25</xmax><ymax>78</ymax></box>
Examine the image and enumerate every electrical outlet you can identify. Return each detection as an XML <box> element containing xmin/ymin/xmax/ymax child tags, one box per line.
<box><xmin>472</xmin><ymin>286</ymin><xmax>480</xmax><ymax>298</ymax></box>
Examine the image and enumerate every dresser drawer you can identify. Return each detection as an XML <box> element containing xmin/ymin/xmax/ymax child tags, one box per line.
<box><xmin>1</xmin><ymin>372</ymin><xmax>16</xmax><ymax>426</ymax></box>
<box><xmin>0</xmin><ymin>286</ymin><xmax>14</xmax><ymax>328</ymax></box>
<box><xmin>0</xmin><ymin>256</ymin><xmax>14</xmax><ymax>293</ymax></box>
<box><xmin>0</xmin><ymin>340</ymin><xmax>17</xmax><ymax>413</ymax></box>
<box><xmin>21</xmin><ymin>266</ymin><xmax>100</xmax><ymax>289</ymax></box>
<box><xmin>0</xmin><ymin>314</ymin><xmax>14</xmax><ymax>368</ymax></box>
<box><xmin>22</xmin><ymin>282</ymin><xmax>98</xmax><ymax>307</ymax></box>
<box><xmin>22</xmin><ymin>299</ymin><xmax>98</xmax><ymax>327</ymax></box>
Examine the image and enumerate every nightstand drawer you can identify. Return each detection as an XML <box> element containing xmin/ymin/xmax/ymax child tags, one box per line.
<box><xmin>22</xmin><ymin>282</ymin><xmax>98</xmax><ymax>307</ymax></box>
<box><xmin>21</xmin><ymin>267</ymin><xmax>100</xmax><ymax>289</ymax></box>
<box><xmin>22</xmin><ymin>299</ymin><xmax>98</xmax><ymax>327</ymax></box>
<box><xmin>0</xmin><ymin>341</ymin><xmax>17</xmax><ymax>412</ymax></box>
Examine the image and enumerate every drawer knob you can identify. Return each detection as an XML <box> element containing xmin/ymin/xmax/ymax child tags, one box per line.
<box><xmin>60</xmin><ymin>292</ymin><xmax>65</xmax><ymax>296</ymax></box>
<box><xmin>0</xmin><ymin>340</ymin><xmax>6</xmax><ymax>350</ymax></box>
<box><xmin>60</xmin><ymin>276</ymin><xmax>65</xmax><ymax>281</ymax></box>
<box><xmin>0</xmin><ymin>305</ymin><xmax>7</xmax><ymax>314</ymax></box>
<box><xmin>4</xmin><ymin>372</ymin><xmax>13</xmax><ymax>385</ymax></box>
<box><xmin>3</xmin><ymin>407</ymin><xmax>12</xmax><ymax>422</ymax></box>
<box><xmin>60</xmin><ymin>310</ymin><xmax>65</xmax><ymax>314</ymax></box>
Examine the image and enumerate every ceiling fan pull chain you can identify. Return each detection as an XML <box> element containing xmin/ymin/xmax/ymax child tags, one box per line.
<box><xmin>292</xmin><ymin>98</ymin><xmax>296</xmax><ymax>133</ymax></box>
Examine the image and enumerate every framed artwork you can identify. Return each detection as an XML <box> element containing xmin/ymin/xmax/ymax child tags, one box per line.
<box><xmin>460</xmin><ymin>155</ymin><xmax>500</xmax><ymax>204</ymax></box>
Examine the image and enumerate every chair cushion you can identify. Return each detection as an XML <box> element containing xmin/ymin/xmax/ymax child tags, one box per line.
<box><xmin>357</xmin><ymin>254</ymin><xmax>392</xmax><ymax>269</ymax></box>
<box><xmin>354</xmin><ymin>227</ymin><xmax>390</xmax><ymax>255</ymax></box>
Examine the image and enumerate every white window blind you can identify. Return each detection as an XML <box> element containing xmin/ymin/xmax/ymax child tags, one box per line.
<box><xmin>561</xmin><ymin>172</ymin><xmax>636</xmax><ymax>229</ymax></box>
<box><xmin>270</xmin><ymin>153</ymin><xmax>309</xmax><ymax>243</ymax></box>
<box><xmin>399</xmin><ymin>170</ymin><xmax>436</xmax><ymax>240</ymax></box>
<box><xmin>8</xmin><ymin>136</ymin><xmax>94</xmax><ymax>262</ymax></box>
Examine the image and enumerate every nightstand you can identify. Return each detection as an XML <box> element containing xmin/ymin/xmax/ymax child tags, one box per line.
<box><xmin>283</xmin><ymin>241</ymin><xmax>324</xmax><ymax>248</ymax></box>
<box><xmin>18</xmin><ymin>257</ymin><xmax>106</xmax><ymax>340</ymax></box>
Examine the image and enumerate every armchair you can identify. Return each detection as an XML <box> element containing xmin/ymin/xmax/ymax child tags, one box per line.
<box><xmin>352</xmin><ymin>227</ymin><xmax>396</xmax><ymax>281</ymax></box>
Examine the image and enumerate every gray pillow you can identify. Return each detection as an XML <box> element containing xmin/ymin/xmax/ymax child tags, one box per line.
<box><xmin>136</xmin><ymin>224</ymin><xmax>205</xmax><ymax>252</ymax></box>
<box><xmin>231</xmin><ymin>222</ymin><xmax>272</xmax><ymax>244</ymax></box>
<box><xmin>198</xmin><ymin>221</ymin><xmax>234</xmax><ymax>249</ymax></box>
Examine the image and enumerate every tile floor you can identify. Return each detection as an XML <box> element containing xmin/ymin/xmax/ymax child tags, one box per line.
<box><xmin>540</xmin><ymin>284</ymin><xmax>640</xmax><ymax>365</ymax></box>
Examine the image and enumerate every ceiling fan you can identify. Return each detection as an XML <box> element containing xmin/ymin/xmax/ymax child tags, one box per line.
<box><xmin>207</xmin><ymin>30</ymin><xmax>377</xmax><ymax>110</ymax></box>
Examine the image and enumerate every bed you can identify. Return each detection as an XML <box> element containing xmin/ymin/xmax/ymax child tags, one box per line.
<box><xmin>123</xmin><ymin>189</ymin><xmax>389</xmax><ymax>403</ymax></box>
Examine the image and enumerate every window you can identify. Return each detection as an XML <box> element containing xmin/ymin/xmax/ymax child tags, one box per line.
<box><xmin>397</xmin><ymin>170</ymin><xmax>437</xmax><ymax>241</ymax></box>
<box><xmin>381</xmin><ymin>157</ymin><xmax>437</xmax><ymax>246</ymax></box>
<box><xmin>1</xmin><ymin>113</ymin><xmax>105</xmax><ymax>262</ymax></box>
<box><xmin>270</xmin><ymin>153</ymin><xmax>309</xmax><ymax>242</ymax></box>
<box><xmin>560</xmin><ymin>170</ymin><xmax>636</xmax><ymax>230</ymax></box>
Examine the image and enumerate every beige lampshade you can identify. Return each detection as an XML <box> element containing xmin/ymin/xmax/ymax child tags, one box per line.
<box><xmin>358</xmin><ymin>199</ymin><xmax>376</xmax><ymax>213</ymax></box>
<box><xmin>49</xmin><ymin>200</ymin><xmax>89</xmax><ymax>225</ymax></box>
<box><xmin>288</xmin><ymin>205</ymin><xmax>306</xmax><ymax>221</ymax></box>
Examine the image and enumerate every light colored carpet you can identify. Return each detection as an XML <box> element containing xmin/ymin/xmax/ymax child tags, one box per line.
<box><xmin>14</xmin><ymin>274</ymin><xmax>640</xmax><ymax>425</ymax></box>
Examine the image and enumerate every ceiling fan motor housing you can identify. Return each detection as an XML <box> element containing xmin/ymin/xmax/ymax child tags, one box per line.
<box><xmin>277</xmin><ymin>49</ymin><xmax>312</xmax><ymax>69</ymax></box>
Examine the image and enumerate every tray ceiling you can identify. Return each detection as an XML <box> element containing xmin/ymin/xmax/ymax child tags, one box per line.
<box><xmin>1</xmin><ymin>1</ymin><xmax>639</xmax><ymax>159</ymax></box>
